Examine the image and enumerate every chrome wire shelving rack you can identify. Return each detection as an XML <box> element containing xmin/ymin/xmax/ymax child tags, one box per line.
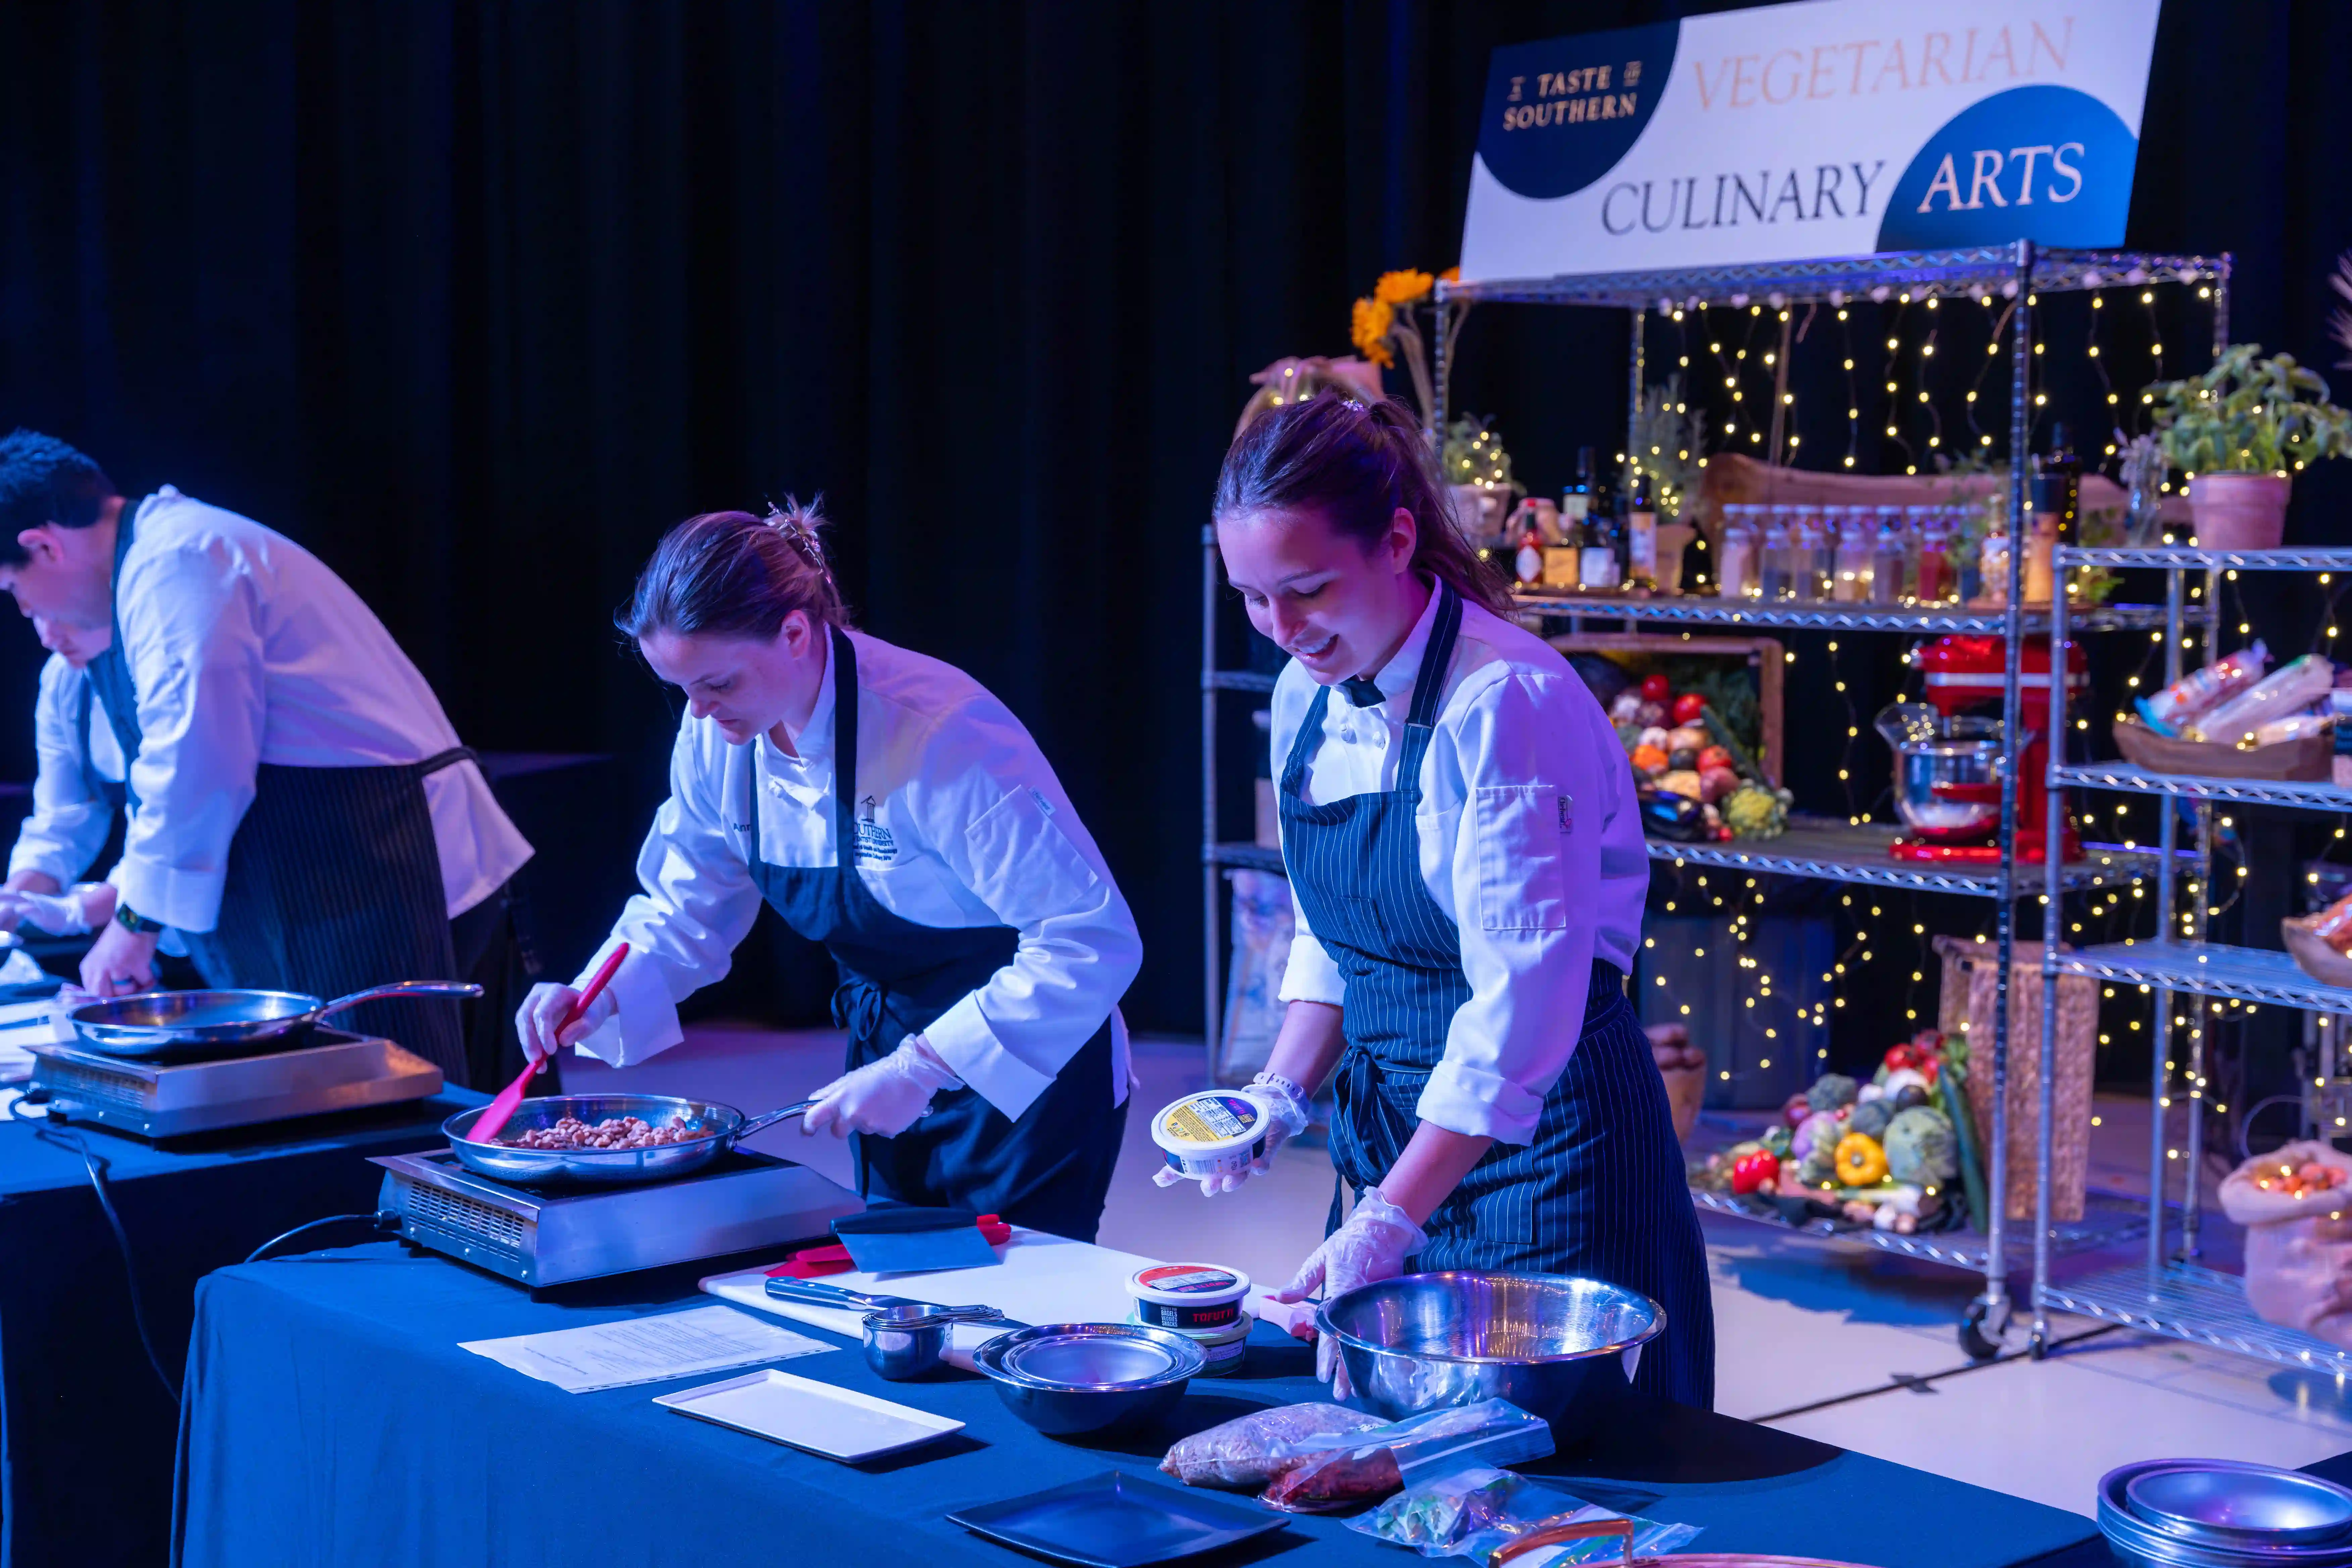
<box><xmin>1436</xmin><ymin>241</ymin><xmax>2225</xmax><ymax>1354</ymax></box>
<box><xmin>1201</xmin><ymin>244</ymin><xmax>2226</xmax><ymax>1353</ymax></box>
<box><xmin>2031</xmin><ymin>545</ymin><xmax>2352</xmax><ymax>1374</ymax></box>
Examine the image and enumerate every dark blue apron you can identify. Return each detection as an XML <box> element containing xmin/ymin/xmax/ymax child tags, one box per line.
<box><xmin>1278</xmin><ymin>582</ymin><xmax>1715</xmax><ymax>1410</ymax></box>
<box><xmin>746</xmin><ymin>628</ymin><xmax>1125</xmax><ymax>1242</ymax></box>
<box><xmin>84</xmin><ymin>496</ymin><xmax>476</xmax><ymax>1083</ymax></box>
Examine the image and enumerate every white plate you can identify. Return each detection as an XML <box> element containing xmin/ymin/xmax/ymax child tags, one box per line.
<box><xmin>653</xmin><ymin>1368</ymin><xmax>964</xmax><ymax>1462</ymax></box>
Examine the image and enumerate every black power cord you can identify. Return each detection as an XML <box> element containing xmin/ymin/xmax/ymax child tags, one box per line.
<box><xmin>12</xmin><ymin>1092</ymin><xmax>182</xmax><ymax>1405</ymax></box>
<box><xmin>243</xmin><ymin>1212</ymin><xmax>396</xmax><ymax>1266</ymax></box>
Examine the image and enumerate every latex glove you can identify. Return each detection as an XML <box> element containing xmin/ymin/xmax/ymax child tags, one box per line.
<box><xmin>0</xmin><ymin>882</ymin><xmax>109</xmax><ymax>935</ymax></box>
<box><xmin>513</xmin><ymin>981</ymin><xmax>617</xmax><ymax>1072</ymax></box>
<box><xmin>1274</xmin><ymin>1186</ymin><xmax>1428</xmax><ymax>1392</ymax></box>
<box><xmin>80</xmin><ymin>919</ymin><xmax>159</xmax><ymax>995</ymax></box>
<box><xmin>1153</xmin><ymin>1073</ymin><xmax>1311</xmax><ymax>1195</ymax></box>
<box><xmin>803</xmin><ymin>1036</ymin><xmax>961</xmax><ymax>1140</ymax></box>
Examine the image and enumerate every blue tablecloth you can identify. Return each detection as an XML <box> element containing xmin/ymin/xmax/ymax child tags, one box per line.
<box><xmin>0</xmin><ymin>1091</ymin><xmax>479</xmax><ymax>1568</ymax></box>
<box><xmin>174</xmin><ymin>1241</ymin><xmax>2102</xmax><ymax>1568</ymax></box>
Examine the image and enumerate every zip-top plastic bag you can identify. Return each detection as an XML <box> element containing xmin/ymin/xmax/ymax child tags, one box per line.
<box><xmin>1346</xmin><ymin>1464</ymin><xmax>1705</xmax><ymax>1564</ymax></box>
<box><xmin>1161</xmin><ymin>1404</ymin><xmax>1386</xmax><ymax>1489</ymax></box>
<box><xmin>1257</xmin><ymin>1400</ymin><xmax>1554</xmax><ymax>1513</ymax></box>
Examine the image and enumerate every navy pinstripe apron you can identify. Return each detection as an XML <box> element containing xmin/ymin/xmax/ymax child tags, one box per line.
<box><xmin>1278</xmin><ymin>582</ymin><xmax>1714</xmax><ymax>1410</ymax></box>
<box><xmin>85</xmin><ymin>496</ymin><xmax>475</xmax><ymax>1083</ymax></box>
<box><xmin>746</xmin><ymin>627</ymin><xmax>1125</xmax><ymax>1242</ymax></box>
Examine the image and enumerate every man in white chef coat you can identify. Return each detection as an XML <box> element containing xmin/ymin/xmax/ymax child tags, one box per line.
<box><xmin>0</xmin><ymin>430</ymin><xmax>535</xmax><ymax>1084</ymax></box>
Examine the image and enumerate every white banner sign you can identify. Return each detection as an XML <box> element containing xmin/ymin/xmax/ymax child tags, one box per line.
<box><xmin>1460</xmin><ymin>0</ymin><xmax>2163</xmax><ymax>281</ymax></box>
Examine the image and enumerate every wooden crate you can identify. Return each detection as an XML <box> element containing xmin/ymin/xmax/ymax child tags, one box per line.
<box><xmin>1545</xmin><ymin>632</ymin><xmax>1785</xmax><ymax>785</ymax></box>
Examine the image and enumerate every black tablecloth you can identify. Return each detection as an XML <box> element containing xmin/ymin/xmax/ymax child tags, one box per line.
<box><xmin>0</xmin><ymin>1091</ymin><xmax>478</xmax><ymax>1567</ymax></box>
<box><xmin>173</xmin><ymin>1240</ymin><xmax>2103</xmax><ymax>1568</ymax></box>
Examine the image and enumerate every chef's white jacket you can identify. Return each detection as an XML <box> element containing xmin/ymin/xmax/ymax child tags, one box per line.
<box><xmin>1272</xmin><ymin>586</ymin><xmax>1650</xmax><ymax>1146</ymax></box>
<box><xmin>573</xmin><ymin>628</ymin><xmax>1140</xmax><ymax>1122</ymax></box>
<box><xmin>110</xmin><ymin>488</ymin><xmax>533</xmax><ymax>933</ymax></box>
<box><xmin>8</xmin><ymin>654</ymin><xmax>124</xmax><ymax>889</ymax></box>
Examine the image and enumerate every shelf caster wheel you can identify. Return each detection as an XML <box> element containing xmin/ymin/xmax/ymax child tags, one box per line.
<box><xmin>1959</xmin><ymin>1296</ymin><xmax>2010</xmax><ymax>1362</ymax></box>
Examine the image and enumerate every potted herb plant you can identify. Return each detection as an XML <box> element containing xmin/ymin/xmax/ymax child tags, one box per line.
<box><xmin>2149</xmin><ymin>344</ymin><xmax>2352</xmax><ymax>549</ymax></box>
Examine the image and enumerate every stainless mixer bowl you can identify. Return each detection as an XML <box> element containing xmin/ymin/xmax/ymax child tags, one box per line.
<box><xmin>1315</xmin><ymin>1272</ymin><xmax>1663</xmax><ymax>1438</ymax></box>
<box><xmin>1880</xmin><ymin>713</ymin><xmax>2005</xmax><ymax>838</ymax></box>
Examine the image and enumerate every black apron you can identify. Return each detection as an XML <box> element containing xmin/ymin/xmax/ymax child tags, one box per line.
<box><xmin>745</xmin><ymin>628</ymin><xmax>1125</xmax><ymax>1242</ymax></box>
<box><xmin>1277</xmin><ymin>582</ymin><xmax>1715</xmax><ymax>1410</ymax></box>
<box><xmin>84</xmin><ymin>496</ymin><xmax>476</xmax><ymax>1083</ymax></box>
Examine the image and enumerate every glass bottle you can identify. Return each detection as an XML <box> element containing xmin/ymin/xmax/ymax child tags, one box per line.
<box><xmin>1579</xmin><ymin>481</ymin><xmax>1621</xmax><ymax>590</ymax></box>
<box><xmin>1913</xmin><ymin>509</ymin><xmax>1952</xmax><ymax>603</ymax></box>
<box><xmin>1626</xmin><ymin>467</ymin><xmax>1659</xmax><ymax>590</ymax></box>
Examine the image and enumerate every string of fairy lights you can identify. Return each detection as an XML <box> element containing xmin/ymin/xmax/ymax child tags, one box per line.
<box><xmin>1627</xmin><ymin>272</ymin><xmax>2335</xmax><ymax>1186</ymax></box>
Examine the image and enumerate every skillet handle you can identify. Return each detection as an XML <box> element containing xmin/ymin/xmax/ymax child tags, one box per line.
<box><xmin>316</xmin><ymin>981</ymin><xmax>487</xmax><ymax>1019</ymax></box>
<box><xmin>736</xmin><ymin>1099</ymin><xmax>820</xmax><ymax>1140</ymax></box>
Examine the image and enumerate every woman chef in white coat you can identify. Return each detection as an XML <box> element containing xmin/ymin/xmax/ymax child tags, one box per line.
<box><xmin>1193</xmin><ymin>395</ymin><xmax>1712</xmax><ymax>1407</ymax></box>
<box><xmin>517</xmin><ymin>504</ymin><xmax>1142</xmax><ymax>1240</ymax></box>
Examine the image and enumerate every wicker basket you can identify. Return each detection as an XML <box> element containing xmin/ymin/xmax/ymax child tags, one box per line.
<box><xmin>1934</xmin><ymin>936</ymin><xmax>2100</xmax><ymax>1222</ymax></box>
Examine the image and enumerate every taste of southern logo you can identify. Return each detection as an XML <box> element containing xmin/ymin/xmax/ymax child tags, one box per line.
<box><xmin>852</xmin><ymin>795</ymin><xmax>897</xmax><ymax>864</ymax></box>
<box><xmin>1478</xmin><ymin>20</ymin><xmax>1680</xmax><ymax>201</ymax></box>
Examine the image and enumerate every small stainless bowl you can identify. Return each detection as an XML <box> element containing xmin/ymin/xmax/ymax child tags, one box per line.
<box><xmin>972</xmin><ymin>1322</ymin><xmax>1205</xmax><ymax>1437</ymax></box>
<box><xmin>1316</xmin><ymin>1272</ymin><xmax>1664</xmax><ymax>1440</ymax></box>
<box><xmin>862</xmin><ymin>1305</ymin><xmax>957</xmax><ymax>1381</ymax></box>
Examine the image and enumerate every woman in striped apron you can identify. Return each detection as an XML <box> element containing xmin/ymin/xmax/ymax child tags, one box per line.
<box><xmin>1193</xmin><ymin>394</ymin><xmax>1712</xmax><ymax>1408</ymax></box>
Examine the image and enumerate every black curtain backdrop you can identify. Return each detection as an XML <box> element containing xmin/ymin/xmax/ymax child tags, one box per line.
<box><xmin>1</xmin><ymin>1</ymin><xmax>2348</xmax><ymax>1037</ymax></box>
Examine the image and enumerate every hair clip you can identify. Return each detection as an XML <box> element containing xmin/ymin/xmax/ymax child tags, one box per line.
<box><xmin>762</xmin><ymin>502</ymin><xmax>831</xmax><ymax>575</ymax></box>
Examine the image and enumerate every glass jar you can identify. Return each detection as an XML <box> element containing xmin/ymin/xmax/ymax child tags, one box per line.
<box><xmin>1792</xmin><ymin>507</ymin><xmax>1830</xmax><ymax>599</ymax></box>
<box><xmin>1978</xmin><ymin>533</ymin><xmax>2011</xmax><ymax>607</ymax></box>
<box><xmin>1912</xmin><ymin>510</ymin><xmax>1952</xmax><ymax>602</ymax></box>
<box><xmin>1869</xmin><ymin>510</ymin><xmax>1906</xmax><ymax>603</ymax></box>
<box><xmin>1760</xmin><ymin>509</ymin><xmax>1795</xmax><ymax>600</ymax></box>
<box><xmin>1718</xmin><ymin>505</ymin><xmax>1759</xmax><ymax>599</ymax></box>
<box><xmin>1833</xmin><ymin>510</ymin><xmax>1874</xmax><ymax>601</ymax></box>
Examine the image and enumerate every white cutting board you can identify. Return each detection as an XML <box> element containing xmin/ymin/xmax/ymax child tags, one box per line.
<box><xmin>701</xmin><ymin>1229</ymin><xmax>1311</xmax><ymax>1369</ymax></box>
<box><xmin>0</xmin><ymin>998</ymin><xmax>70</xmax><ymax>1084</ymax></box>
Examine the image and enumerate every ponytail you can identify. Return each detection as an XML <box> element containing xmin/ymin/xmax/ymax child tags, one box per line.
<box><xmin>1213</xmin><ymin>395</ymin><xmax>1511</xmax><ymax>616</ymax></box>
<box><xmin>617</xmin><ymin>497</ymin><xmax>850</xmax><ymax>641</ymax></box>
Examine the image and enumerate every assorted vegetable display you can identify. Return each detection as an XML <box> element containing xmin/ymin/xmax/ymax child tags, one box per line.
<box><xmin>1694</xmin><ymin>1030</ymin><xmax>1979</xmax><ymax>1236</ymax></box>
<box><xmin>1607</xmin><ymin>673</ymin><xmax>1791</xmax><ymax>842</ymax></box>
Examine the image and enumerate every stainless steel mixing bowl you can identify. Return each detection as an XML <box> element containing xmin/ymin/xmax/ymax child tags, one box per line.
<box><xmin>972</xmin><ymin>1322</ymin><xmax>1205</xmax><ymax>1437</ymax></box>
<box><xmin>1315</xmin><ymin>1272</ymin><xmax>1664</xmax><ymax>1438</ymax></box>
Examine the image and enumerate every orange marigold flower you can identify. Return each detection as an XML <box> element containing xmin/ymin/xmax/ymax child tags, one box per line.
<box><xmin>1438</xmin><ymin>266</ymin><xmax>1460</xmax><ymax>283</ymax></box>
<box><xmin>1373</xmin><ymin>269</ymin><xmax>1434</xmax><ymax>306</ymax></box>
<box><xmin>1351</xmin><ymin>298</ymin><xmax>1396</xmax><ymax>367</ymax></box>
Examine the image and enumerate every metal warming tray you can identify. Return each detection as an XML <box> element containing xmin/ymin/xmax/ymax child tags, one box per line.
<box><xmin>373</xmin><ymin>1147</ymin><xmax>863</xmax><ymax>1286</ymax></box>
<box><xmin>27</xmin><ymin>1029</ymin><xmax>442</xmax><ymax>1138</ymax></box>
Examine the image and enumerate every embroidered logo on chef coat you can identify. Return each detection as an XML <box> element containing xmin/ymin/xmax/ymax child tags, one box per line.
<box><xmin>852</xmin><ymin>795</ymin><xmax>898</xmax><ymax>863</ymax></box>
<box><xmin>1558</xmin><ymin>794</ymin><xmax>1574</xmax><ymax>833</ymax></box>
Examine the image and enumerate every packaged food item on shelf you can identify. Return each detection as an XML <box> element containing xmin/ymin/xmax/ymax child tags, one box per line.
<box><xmin>2250</xmin><ymin>712</ymin><xmax>2336</xmax><ymax>747</ymax></box>
<box><xmin>2307</xmin><ymin>890</ymin><xmax>2352</xmax><ymax>954</ymax></box>
<box><xmin>2137</xmin><ymin>641</ymin><xmax>2269</xmax><ymax>736</ymax></box>
<box><xmin>2191</xmin><ymin>653</ymin><xmax>2335</xmax><ymax>744</ymax></box>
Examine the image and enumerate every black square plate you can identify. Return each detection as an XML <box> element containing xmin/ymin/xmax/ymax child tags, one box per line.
<box><xmin>948</xmin><ymin>1470</ymin><xmax>1289</xmax><ymax>1568</ymax></box>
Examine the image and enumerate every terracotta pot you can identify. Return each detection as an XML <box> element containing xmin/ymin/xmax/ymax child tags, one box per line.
<box><xmin>2189</xmin><ymin>472</ymin><xmax>2291</xmax><ymax>550</ymax></box>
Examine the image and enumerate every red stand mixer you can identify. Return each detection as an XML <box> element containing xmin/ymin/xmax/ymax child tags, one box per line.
<box><xmin>1874</xmin><ymin>634</ymin><xmax>2087</xmax><ymax>865</ymax></box>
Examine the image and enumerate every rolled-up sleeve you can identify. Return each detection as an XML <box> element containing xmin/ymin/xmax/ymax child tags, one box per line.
<box><xmin>112</xmin><ymin>542</ymin><xmax>266</xmax><ymax>932</ymax></box>
<box><xmin>8</xmin><ymin>659</ymin><xmax>112</xmax><ymax>888</ymax></box>
<box><xmin>1418</xmin><ymin>671</ymin><xmax>1606</xmax><ymax>1145</ymax></box>
<box><xmin>569</xmin><ymin>720</ymin><xmax>767</xmax><ymax>1068</ymax></box>
<box><xmin>909</xmin><ymin>701</ymin><xmax>1141</xmax><ymax>1121</ymax></box>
